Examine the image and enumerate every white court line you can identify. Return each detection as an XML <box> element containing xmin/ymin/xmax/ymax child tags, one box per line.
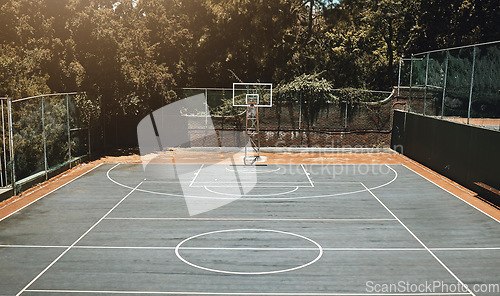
<box><xmin>0</xmin><ymin>245</ymin><xmax>68</xmax><ymax>248</ymax></box>
<box><xmin>310</xmin><ymin>181</ymin><xmax>362</xmax><ymax>184</ymax></box>
<box><xmin>15</xmin><ymin>177</ymin><xmax>144</xmax><ymax>296</ymax></box>
<box><xmin>192</xmin><ymin>166</ymin><xmax>314</xmax><ymax>188</ymax></box>
<box><xmin>142</xmin><ymin>180</ymin><xmax>186</xmax><ymax>184</ymax></box>
<box><xmin>0</xmin><ymin>163</ymin><xmax>104</xmax><ymax>222</ymax></box>
<box><xmin>431</xmin><ymin>247</ymin><xmax>500</xmax><ymax>251</ymax></box>
<box><xmin>70</xmin><ymin>246</ymin><xmax>427</xmax><ymax>251</ymax></box>
<box><xmin>3</xmin><ymin>244</ymin><xmax>500</xmax><ymax>252</ymax></box>
<box><xmin>146</xmin><ymin>181</ymin><xmax>358</xmax><ymax>185</ymax></box>
<box><xmin>174</xmin><ymin>228</ymin><xmax>323</xmax><ymax>275</ymax></box>
<box><xmin>301</xmin><ymin>164</ymin><xmax>314</xmax><ymax>187</ymax></box>
<box><xmin>204</xmin><ymin>186</ymin><xmax>299</xmax><ymax>197</ymax></box>
<box><xmin>189</xmin><ymin>164</ymin><xmax>204</xmax><ymax>187</ymax></box>
<box><xmin>361</xmin><ymin>182</ymin><xmax>477</xmax><ymax>296</ymax></box>
<box><xmin>191</xmin><ymin>183</ymin><xmax>311</xmax><ymax>188</ymax></box>
<box><xmin>145</xmin><ymin>181</ymin><xmax>311</xmax><ymax>186</ymax></box>
<box><xmin>104</xmin><ymin>217</ymin><xmax>398</xmax><ymax>221</ymax></box>
<box><xmin>401</xmin><ymin>160</ymin><xmax>476</xmax><ymax>197</ymax></box>
<box><xmin>0</xmin><ymin>245</ymin><xmax>413</xmax><ymax>251</ymax></box>
<box><xmin>225</xmin><ymin>166</ymin><xmax>282</xmax><ymax>173</ymax></box>
<box><xmin>191</xmin><ymin>181</ymin><xmax>312</xmax><ymax>184</ymax></box>
<box><xmin>402</xmin><ymin>164</ymin><xmax>500</xmax><ymax>224</ymax></box>
<box><xmin>178</xmin><ymin>247</ymin><xmax>321</xmax><ymax>251</ymax></box>
<box><xmin>24</xmin><ymin>289</ymin><xmax>472</xmax><ymax>295</ymax></box>
<box><xmin>196</xmin><ymin>185</ymin><xmax>305</xmax><ymax>188</ymax></box>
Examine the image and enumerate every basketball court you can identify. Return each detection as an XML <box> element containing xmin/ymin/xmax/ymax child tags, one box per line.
<box><xmin>1</xmin><ymin>82</ymin><xmax>499</xmax><ymax>296</ymax></box>
<box><xmin>1</xmin><ymin>148</ymin><xmax>500</xmax><ymax>295</ymax></box>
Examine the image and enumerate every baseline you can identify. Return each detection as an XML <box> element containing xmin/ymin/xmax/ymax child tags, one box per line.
<box><xmin>23</xmin><ymin>289</ymin><xmax>472</xmax><ymax>295</ymax></box>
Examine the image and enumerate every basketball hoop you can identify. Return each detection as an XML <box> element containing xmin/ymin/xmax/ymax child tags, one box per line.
<box><xmin>232</xmin><ymin>83</ymin><xmax>273</xmax><ymax>165</ymax></box>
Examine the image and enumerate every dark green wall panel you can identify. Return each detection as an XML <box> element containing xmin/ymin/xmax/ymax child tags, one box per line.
<box><xmin>392</xmin><ymin>110</ymin><xmax>500</xmax><ymax>205</ymax></box>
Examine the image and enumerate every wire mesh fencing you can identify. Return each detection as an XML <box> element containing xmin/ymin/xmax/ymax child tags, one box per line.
<box><xmin>398</xmin><ymin>41</ymin><xmax>500</xmax><ymax>131</ymax></box>
<box><xmin>0</xmin><ymin>93</ymin><xmax>101</xmax><ymax>192</ymax></box>
<box><xmin>179</xmin><ymin>88</ymin><xmax>394</xmax><ymax>148</ymax></box>
<box><xmin>0</xmin><ymin>89</ymin><xmax>394</xmax><ymax>191</ymax></box>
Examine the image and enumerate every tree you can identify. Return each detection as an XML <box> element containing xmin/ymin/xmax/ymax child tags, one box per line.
<box><xmin>193</xmin><ymin>0</ymin><xmax>303</xmax><ymax>85</ymax></box>
<box><xmin>0</xmin><ymin>0</ymin><xmax>72</xmax><ymax>97</ymax></box>
<box><xmin>2</xmin><ymin>0</ymin><xmax>499</xmax><ymax>108</ymax></box>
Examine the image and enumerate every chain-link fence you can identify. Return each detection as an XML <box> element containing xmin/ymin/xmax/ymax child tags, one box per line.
<box><xmin>0</xmin><ymin>93</ymin><xmax>102</xmax><ymax>192</ymax></box>
<box><xmin>397</xmin><ymin>40</ymin><xmax>500</xmax><ymax>131</ymax></box>
<box><xmin>179</xmin><ymin>88</ymin><xmax>394</xmax><ymax>148</ymax></box>
<box><xmin>0</xmin><ymin>89</ymin><xmax>393</xmax><ymax>191</ymax></box>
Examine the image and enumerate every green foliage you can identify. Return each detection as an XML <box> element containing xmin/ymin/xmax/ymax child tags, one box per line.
<box><xmin>0</xmin><ymin>0</ymin><xmax>498</xmax><ymax>115</ymax></box>
<box><xmin>74</xmin><ymin>93</ymin><xmax>101</xmax><ymax>124</ymax></box>
<box><xmin>11</xmin><ymin>96</ymin><xmax>71</xmax><ymax>180</ymax></box>
<box><xmin>337</xmin><ymin>88</ymin><xmax>384</xmax><ymax>104</ymax></box>
<box><xmin>474</xmin><ymin>46</ymin><xmax>500</xmax><ymax>96</ymax></box>
<box><xmin>43</xmin><ymin>97</ymin><xmax>70</xmax><ymax>168</ymax></box>
<box><xmin>211</xmin><ymin>99</ymin><xmax>245</xmax><ymax>117</ymax></box>
<box><xmin>11</xmin><ymin>100</ymin><xmax>44</xmax><ymax>179</ymax></box>
<box><xmin>0</xmin><ymin>44</ymin><xmax>52</xmax><ymax>98</ymax></box>
<box><xmin>276</xmin><ymin>73</ymin><xmax>336</xmax><ymax>126</ymax></box>
<box><xmin>0</xmin><ymin>0</ymin><xmax>496</xmax><ymax>178</ymax></box>
<box><xmin>276</xmin><ymin>73</ymin><xmax>336</xmax><ymax>103</ymax></box>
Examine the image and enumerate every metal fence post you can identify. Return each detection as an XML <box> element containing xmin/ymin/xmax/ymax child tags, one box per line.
<box><xmin>344</xmin><ymin>101</ymin><xmax>348</xmax><ymax>130</ymax></box>
<box><xmin>397</xmin><ymin>57</ymin><xmax>403</xmax><ymax>97</ymax></box>
<box><xmin>423</xmin><ymin>53</ymin><xmax>430</xmax><ymax>116</ymax></box>
<box><xmin>409</xmin><ymin>55</ymin><xmax>414</xmax><ymax>112</ymax></box>
<box><xmin>66</xmin><ymin>94</ymin><xmax>72</xmax><ymax>168</ymax></box>
<box><xmin>441</xmin><ymin>51</ymin><xmax>449</xmax><ymax>119</ymax></box>
<box><xmin>205</xmin><ymin>88</ymin><xmax>208</xmax><ymax>129</ymax></box>
<box><xmin>467</xmin><ymin>46</ymin><xmax>476</xmax><ymax>124</ymax></box>
<box><xmin>41</xmin><ymin>97</ymin><xmax>48</xmax><ymax>180</ymax></box>
<box><xmin>7</xmin><ymin>98</ymin><xmax>16</xmax><ymax>193</ymax></box>
<box><xmin>1</xmin><ymin>99</ymin><xmax>6</xmax><ymax>187</ymax></box>
<box><xmin>88</xmin><ymin>120</ymin><xmax>91</xmax><ymax>159</ymax></box>
<box><xmin>298</xmin><ymin>92</ymin><xmax>302</xmax><ymax>130</ymax></box>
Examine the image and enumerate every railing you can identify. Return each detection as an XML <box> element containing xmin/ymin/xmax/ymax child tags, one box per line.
<box><xmin>0</xmin><ymin>93</ymin><xmax>95</xmax><ymax>193</ymax></box>
<box><xmin>397</xmin><ymin>40</ymin><xmax>500</xmax><ymax>131</ymax></box>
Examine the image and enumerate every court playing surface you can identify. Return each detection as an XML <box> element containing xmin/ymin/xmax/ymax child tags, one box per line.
<box><xmin>1</xmin><ymin>157</ymin><xmax>500</xmax><ymax>295</ymax></box>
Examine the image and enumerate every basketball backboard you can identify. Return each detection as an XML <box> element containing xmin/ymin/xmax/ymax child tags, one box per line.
<box><xmin>232</xmin><ymin>83</ymin><xmax>273</xmax><ymax>107</ymax></box>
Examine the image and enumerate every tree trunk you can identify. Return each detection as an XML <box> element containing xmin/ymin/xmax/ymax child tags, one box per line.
<box><xmin>308</xmin><ymin>0</ymin><xmax>315</xmax><ymax>40</ymax></box>
<box><xmin>386</xmin><ymin>18</ymin><xmax>394</xmax><ymax>84</ymax></box>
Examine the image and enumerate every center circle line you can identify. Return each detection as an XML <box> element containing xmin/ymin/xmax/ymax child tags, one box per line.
<box><xmin>174</xmin><ymin>228</ymin><xmax>324</xmax><ymax>275</ymax></box>
<box><xmin>225</xmin><ymin>167</ymin><xmax>282</xmax><ymax>173</ymax></box>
